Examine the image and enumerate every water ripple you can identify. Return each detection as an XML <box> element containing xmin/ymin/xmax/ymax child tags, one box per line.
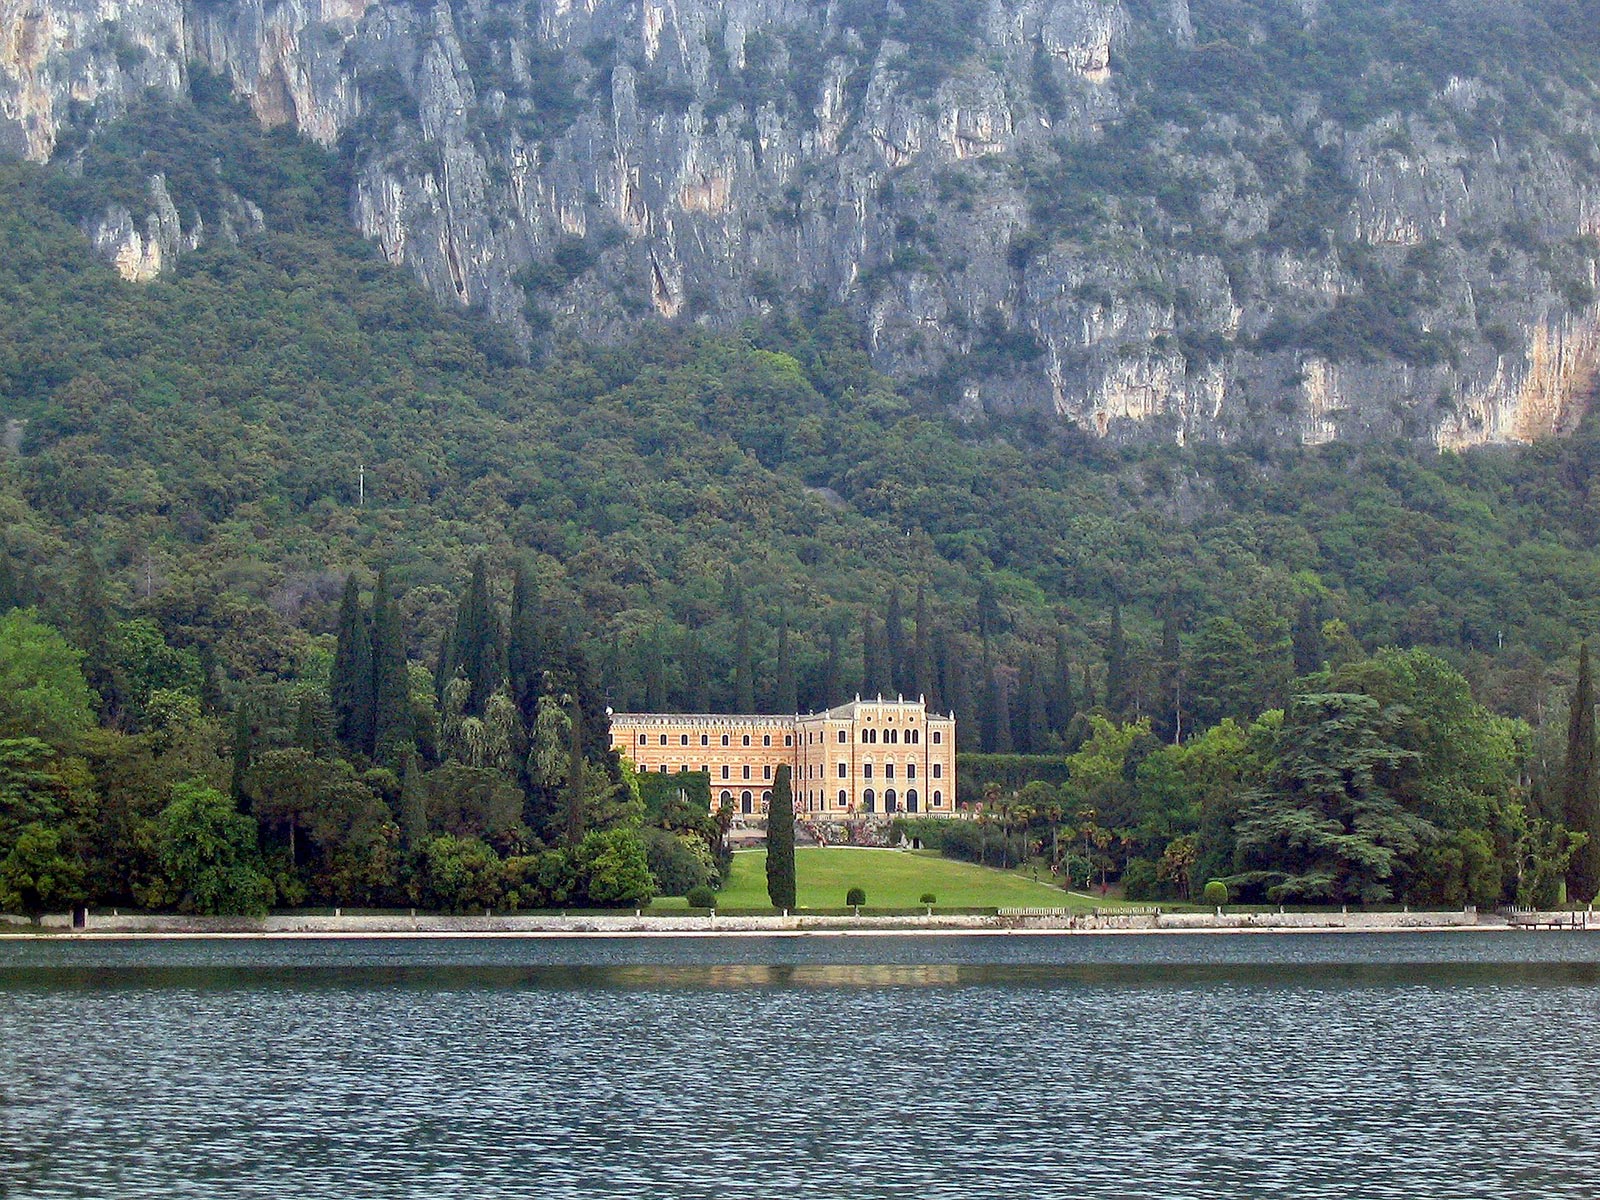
<box><xmin>2</xmin><ymin>933</ymin><xmax>1599</xmax><ymax>1198</ymax></box>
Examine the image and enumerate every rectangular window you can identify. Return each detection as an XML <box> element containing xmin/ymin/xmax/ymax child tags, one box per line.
<box><xmin>933</xmin><ymin>763</ymin><xmax>942</xmax><ymax>778</ymax></box>
<box><xmin>885</xmin><ymin>764</ymin><xmax>895</xmax><ymax>779</ymax></box>
<box><xmin>863</xmin><ymin>764</ymin><xmax>873</xmax><ymax>780</ymax></box>
<box><xmin>743</xmin><ymin>765</ymin><xmax>751</xmax><ymax>780</ymax></box>
<box><xmin>721</xmin><ymin>766</ymin><xmax>730</xmax><ymax>780</ymax></box>
<box><xmin>763</xmin><ymin>765</ymin><xmax>772</xmax><ymax>780</ymax></box>
<box><xmin>933</xmin><ymin>731</ymin><xmax>942</xmax><ymax>744</ymax></box>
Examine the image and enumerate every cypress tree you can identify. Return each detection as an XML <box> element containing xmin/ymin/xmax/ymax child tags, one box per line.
<box><xmin>885</xmin><ymin>588</ymin><xmax>908</xmax><ymax>695</ymax></box>
<box><xmin>507</xmin><ymin>565</ymin><xmax>543</xmax><ymax>718</ymax></box>
<box><xmin>1292</xmin><ymin>596</ymin><xmax>1325</xmax><ymax>677</ymax></box>
<box><xmin>564</xmin><ymin>695</ymin><xmax>586</xmax><ymax>848</ymax></box>
<box><xmin>990</xmin><ymin>668</ymin><xmax>1014</xmax><ymax>754</ymax></box>
<box><xmin>774</xmin><ymin>611</ymin><xmax>797</xmax><ymax>714</ymax></box>
<box><xmin>765</xmin><ymin>764</ymin><xmax>797</xmax><ymax>910</ymax></box>
<box><xmin>399</xmin><ymin>748</ymin><xmax>428</xmax><ymax>854</ymax></box>
<box><xmin>861</xmin><ymin>613</ymin><xmax>886</xmax><ymax>697</ymax></box>
<box><xmin>821</xmin><ymin>623</ymin><xmax>844</xmax><ymax>708</ymax></box>
<box><xmin>331</xmin><ymin>574</ymin><xmax>375</xmax><ymax>754</ymax></box>
<box><xmin>1016</xmin><ymin>653</ymin><xmax>1050</xmax><ymax>753</ymax></box>
<box><xmin>940</xmin><ymin>634</ymin><xmax>969</xmax><ymax>732</ymax></box>
<box><xmin>1156</xmin><ymin>602</ymin><xmax>1183</xmax><ymax>744</ymax></box>
<box><xmin>1564</xmin><ymin>642</ymin><xmax>1600</xmax><ymax>902</ymax></box>
<box><xmin>682</xmin><ymin>626</ymin><xmax>710</xmax><ymax>712</ymax></box>
<box><xmin>977</xmin><ymin>574</ymin><xmax>1001</xmax><ymax>642</ymax></box>
<box><xmin>230</xmin><ymin>698</ymin><xmax>253</xmax><ymax>811</ymax></box>
<box><xmin>448</xmin><ymin>558</ymin><xmax>503</xmax><ymax>717</ymax></box>
<box><xmin>70</xmin><ymin>547</ymin><xmax>125</xmax><ymax>727</ymax></box>
<box><xmin>734</xmin><ymin>611</ymin><xmax>755</xmax><ymax>711</ymax></box>
<box><xmin>645</xmin><ymin>625</ymin><xmax>669</xmax><ymax>711</ymax></box>
<box><xmin>912</xmin><ymin>586</ymin><xmax>936</xmax><ymax>706</ymax></box>
<box><xmin>1049</xmin><ymin>630</ymin><xmax>1076</xmax><ymax>734</ymax></box>
<box><xmin>978</xmin><ymin>636</ymin><xmax>997</xmax><ymax>751</ymax></box>
<box><xmin>1104</xmin><ymin>605</ymin><xmax>1128</xmax><ymax>717</ymax></box>
<box><xmin>370</xmin><ymin>570</ymin><xmax>414</xmax><ymax>765</ymax></box>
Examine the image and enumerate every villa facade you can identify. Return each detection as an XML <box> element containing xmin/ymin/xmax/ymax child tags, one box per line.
<box><xmin>608</xmin><ymin>697</ymin><xmax>956</xmax><ymax>820</ymax></box>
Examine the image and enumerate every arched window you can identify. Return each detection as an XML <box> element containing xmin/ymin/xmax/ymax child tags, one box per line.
<box><xmin>763</xmin><ymin>734</ymin><xmax>771</xmax><ymax>747</ymax></box>
<box><xmin>741</xmin><ymin>790</ymin><xmax>753</xmax><ymax>815</ymax></box>
<box><xmin>722</xmin><ymin>734</ymin><xmax>730</xmax><ymax>746</ymax></box>
<box><xmin>762</xmin><ymin>790</ymin><xmax>771</xmax><ymax>805</ymax></box>
<box><xmin>742</xmin><ymin>734</ymin><xmax>751</xmax><ymax>747</ymax></box>
<box><xmin>906</xmin><ymin>789</ymin><xmax>918</xmax><ymax>812</ymax></box>
<box><xmin>837</xmin><ymin>789</ymin><xmax>847</xmax><ymax>807</ymax></box>
<box><xmin>721</xmin><ymin>789</ymin><xmax>732</xmax><ymax>803</ymax></box>
<box><xmin>638</xmin><ymin>734</ymin><xmax>648</xmax><ymax>745</ymax></box>
<box><xmin>681</xmin><ymin>734</ymin><xmax>689</xmax><ymax>746</ymax></box>
<box><xmin>933</xmin><ymin>790</ymin><xmax>943</xmax><ymax>807</ymax></box>
<box><xmin>909</xmin><ymin>730</ymin><xmax>919</xmax><ymax>744</ymax></box>
<box><xmin>659</xmin><ymin>734</ymin><xmax>668</xmax><ymax>745</ymax></box>
<box><xmin>884</xmin><ymin>789</ymin><xmax>898</xmax><ymax>813</ymax></box>
<box><xmin>701</xmin><ymin>734</ymin><xmax>709</xmax><ymax>746</ymax></box>
<box><xmin>863</xmin><ymin>788</ymin><xmax>876</xmax><ymax>813</ymax></box>
<box><xmin>888</xmin><ymin>729</ymin><xmax>898</xmax><ymax>744</ymax></box>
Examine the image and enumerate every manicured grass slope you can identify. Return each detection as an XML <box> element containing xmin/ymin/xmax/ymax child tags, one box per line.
<box><xmin>710</xmin><ymin>847</ymin><xmax>1098</xmax><ymax>910</ymax></box>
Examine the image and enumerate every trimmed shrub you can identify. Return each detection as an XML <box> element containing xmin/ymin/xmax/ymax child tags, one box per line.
<box><xmin>919</xmin><ymin>892</ymin><xmax>937</xmax><ymax>905</ymax></box>
<box><xmin>686</xmin><ymin>884</ymin><xmax>716</xmax><ymax>909</ymax></box>
<box><xmin>846</xmin><ymin>886</ymin><xmax>867</xmax><ymax>907</ymax></box>
<box><xmin>1202</xmin><ymin>879</ymin><xmax>1229</xmax><ymax>907</ymax></box>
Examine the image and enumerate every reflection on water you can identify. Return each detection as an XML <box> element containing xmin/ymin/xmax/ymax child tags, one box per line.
<box><xmin>3</xmin><ymin>933</ymin><xmax>1600</xmax><ymax>1199</ymax></box>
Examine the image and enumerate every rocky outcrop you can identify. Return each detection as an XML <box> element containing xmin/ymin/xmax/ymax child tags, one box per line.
<box><xmin>2</xmin><ymin>0</ymin><xmax>1597</xmax><ymax>447</ymax></box>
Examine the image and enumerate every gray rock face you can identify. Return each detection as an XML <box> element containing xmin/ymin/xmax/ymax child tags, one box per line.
<box><xmin>2</xmin><ymin>0</ymin><xmax>1598</xmax><ymax>447</ymax></box>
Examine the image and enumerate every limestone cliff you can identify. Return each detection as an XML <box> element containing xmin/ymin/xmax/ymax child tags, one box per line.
<box><xmin>3</xmin><ymin>0</ymin><xmax>1598</xmax><ymax>447</ymax></box>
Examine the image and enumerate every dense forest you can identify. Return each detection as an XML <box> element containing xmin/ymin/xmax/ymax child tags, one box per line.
<box><xmin>3</xmin><ymin>84</ymin><xmax>1600</xmax><ymax>914</ymax></box>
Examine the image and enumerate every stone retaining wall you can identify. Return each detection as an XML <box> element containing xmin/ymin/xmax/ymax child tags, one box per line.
<box><xmin>0</xmin><ymin>908</ymin><xmax>1497</xmax><ymax>936</ymax></box>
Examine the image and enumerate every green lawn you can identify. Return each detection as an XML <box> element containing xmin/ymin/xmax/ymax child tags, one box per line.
<box><xmin>660</xmin><ymin>847</ymin><xmax>1114</xmax><ymax>911</ymax></box>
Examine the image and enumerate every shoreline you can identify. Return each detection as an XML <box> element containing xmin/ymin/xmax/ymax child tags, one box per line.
<box><xmin>0</xmin><ymin>912</ymin><xmax>1560</xmax><ymax>941</ymax></box>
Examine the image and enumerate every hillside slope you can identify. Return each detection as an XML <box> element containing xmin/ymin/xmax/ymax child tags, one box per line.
<box><xmin>4</xmin><ymin>92</ymin><xmax>1600</xmax><ymax>741</ymax></box>
<box><xmin>3</xmin><ymin>0</ymin><xmax>1599</xmax><ymax>443</ymax></box>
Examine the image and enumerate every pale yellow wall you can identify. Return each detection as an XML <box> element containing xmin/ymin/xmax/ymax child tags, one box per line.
<box><xmin>611</xmin><ymin>701</ymin><xmax>956</xmax><ymax>820</ymax></box>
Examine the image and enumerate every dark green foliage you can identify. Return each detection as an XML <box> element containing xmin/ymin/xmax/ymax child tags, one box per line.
<box><xmin>1104</xmin><ymin>606</ymin><xmax>1128</xmax><ymax>718</ymax></box>
<box><xmin>845</xmin><ymin>885</ymin><xmax>866</xmax><ymax>907</ymax></box>
<box><xmin>1235</xmin><ymin>693</ymin><xmax>1431</xmax><ymax>903</ymax></box>
<box><xmin>1563</xmin><ymin>643</ymin><xmax>1600</xmax><ymax>902</ymax></box>
<box><xmin>369</xmin><ymin>571</ymin><xmax>413</xmax><ymax>765</ymax></box>
<box><xmin>686</xmin><ymin>883</ymin><xmax>716</xmax><ymax>909</ymax></box>
<box><xmin>438</xmin><ymin>559</ymin><xmax>503</xmax><ymax>719</ymax></box>
<box><xmin>765</xmin><ymin>764</ymin><xmax>797</xmax><ymax>909</ymax></box>
<box><xmin>773</xmin><ymin>613</ymin><xmax>796</xmax><ymax>714</ymax></box>
<box><xmin>1292</xmin><ymin>597</ymin><xmax>1324</xmax><ymax>678</ymax></box>
<box><xmin>885</xmin><ymin>589</ymin><xmax>908</xmax><ymax>696</ymax></box>
<box><xmin>733</xmin><ymin>611</ymin><xmax>755</xmax><ymax>712</ymax></box>
<box><xmin>330</xmin><ymin>575</ymin><xmax>374</xmax><ymax>754</ymax></box>
<box><xmin>1201</xmin><ymin>879</ymin><xmax>1229</xmax><ymax>906</ymax></box>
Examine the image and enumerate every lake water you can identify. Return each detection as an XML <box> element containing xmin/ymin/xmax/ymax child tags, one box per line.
<box><xmin>3</xmin><ymin>931</ymin><xmax>1599</xmax><ymax>1198</ymax></box>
